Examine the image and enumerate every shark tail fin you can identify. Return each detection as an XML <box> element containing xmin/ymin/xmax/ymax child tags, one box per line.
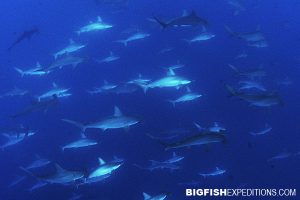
<box><xmin>153</xmin><ymin>16</ymin><xmax>168</xmax><ymax>29</ymax></box>
<box><xmin>15</xmin><ymin>68</ymin><xmax>24</xmax><ymax>77</ymax></box>
<box><xmin>61</xmin><ymin>119</ymin><xmax>86</xmax><ymax>132</ymax></box>
<box><xmin>167</xmin><ymin>100</ymin><xmax>176</xmax><ymax>107</ymax></box>
<box><xmin>143</xmin><ymin>192</ymin><xmax>152</xmax><ymax>200</ymax></box>
<box><xmin>116</xmin><ymin>40</ymin><xmax>128</xmax><ymax>46</ymax></box>
<box><xmin>139</xmin><ymin>84</ymin><xmax>149</xmax><ymax>94</ymax></box>
<box><xmin>224</xmin><ymin>25</ymin><xmax>236</xmax><ymax>37</ymax></box>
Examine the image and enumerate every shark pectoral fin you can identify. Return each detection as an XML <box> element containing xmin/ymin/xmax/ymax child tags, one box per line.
<box><xmin>124</xmin><ymin>126</ymin><xmax>130</xmax><ymax>132</ymax></box>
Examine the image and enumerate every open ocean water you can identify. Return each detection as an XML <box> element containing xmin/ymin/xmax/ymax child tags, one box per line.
<box><xmin>0</xmin><ymin>0</ymin><xmax>299</xmax><ymax>199</ymax></box>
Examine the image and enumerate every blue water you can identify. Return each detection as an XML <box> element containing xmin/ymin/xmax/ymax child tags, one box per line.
<box><xmin>0</xmin><ymin>0</ymin><xmax>299</xmax><ymax>199</ymax></box>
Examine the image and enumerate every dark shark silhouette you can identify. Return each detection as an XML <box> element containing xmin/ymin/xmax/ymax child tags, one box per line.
<box><xmin>153</xmin><ymin>10</ymin><xmax>208</xmax><ymax>29</ymax></box>
<box><xmin>8</xmin><ymin>27</ymin><xmax>39</xmax><ymax>51</ymax></box>
<box><xmin>10</xmin><ymin>95</ymin><xmax>58</xmax><ymax>119</ymax></box>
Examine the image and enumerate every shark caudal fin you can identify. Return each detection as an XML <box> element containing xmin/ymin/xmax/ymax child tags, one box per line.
<box><xmin>153</xmin><ymin>16</ymin><xmax>168</xmax><ymax>29</ymax></box>
<box><xmin>15</xmin><ymin>68</ymin><xmax>25</xmax><ymax>77</ymax></box>
<box><xmin>115</xmin><ymin>40</ymin><xmax>128</xmax><ymax>46</ymax></box>
<box><xmin>61</xmin><ymin>119</ymin><xmax>86</xmax><ymax>132</ymax></box>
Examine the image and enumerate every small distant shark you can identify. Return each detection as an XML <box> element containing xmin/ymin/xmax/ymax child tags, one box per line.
<box><xmin>199</xmin><ymin>167</ymin><xmax>226</xmax><ymax>178</ymax></box>
<box><xmin>154</xmin><ymin>10</ymin><xmax>208</xmax><ymax>29</ymax></box>
<box><xmin>162</xmin><ymin>131</ymin><xmax>226</xmax><ymax>150</ymax></box>
<box><xmin>134</xmin><ymin>161</ymin><xmax>180</xmax><ymax>171</ymax></box>
<box><xmin>168</xmin><ymin>87</ymin><xmax>202</xmax><ymax>107</ymax></box>
<box><xmin>62</xmin><ymin>106</ymin><xmax>139</xmax><ymax>132</ymax></box>
<box><xmin>142</xmin><ymin>192</ymin><xmax>168</xmax><ymax>200</ymax></box>
<box><xmin>116</xmin><ymin>32</ymin><xmax>150</xmax><ymax>46</ymax></box>
<box><xmin>39</xmin><ymin>55</ymin><xmax>84</xmax><ymax>73</ymax></box>
<box><xmin>76</xmin><ymin>16</ymin><xmax>113</xmax><ymax>35</ymax></box>
<box><xmin>21</xmin><ymin>164</ymin><xmax>84</xmax><ymax>185</ymax></box>
<box><xmin>53</xmin><ymin>39</ymin><xmax>86</xmax><ymax>59</ymax></box>
<box><xmin>8</xmin><ymin>27</ymin><xmax>39</xmax><ymax>51</ymax></box>
<box><xmin>11</xmin><ymin>95</ymin><xmax>59</xmax><ymax>118</ymax></box>
<box><xmin>24</xmin><ymin>155</ymin><xmax>51</xmax><ymax>170</ymax></box>
<box><xmin>95</xmin><ymin>52</ymin><xmax>120</xmax><ymax>63</ymax></box>
<box><xmin>141</xmin><ymin>68</ymin><xmax>191</xmax><ymax>93</ymax></box>
<box><xmin>61</xmin><ymin>132</ymin><xmax>98</xmax><ymax>151</ymax></box>
<box><xmin>83</xmin><ymin>157</ymin><xmax>123</xmax><ymax>184</ymax></box>
<box><xmin>88</xmin><ymin>80</ymin><xmax>118</xmax><ymax>94</ymax></box>
<box><xmin>37</xmin><ymin>83</ymin><xmax>71</xmax><ymax>101</ymax></box>
<box><xmin>15</xmin><ymin>62</ymin><xmax>48</xmax><ymax>77</ymax></box>
<box><xmin>1</xmin><ymin>131</ymin><xmax>36</xmax><ymax>150</ymax></box>
<box><xmin>27</xmin><ymin>181</ymin><xmax>48</xmax><ymax>193</ymax></box>
<box><xmin>0</xmin><ymin>87</ymin><xmax>28</xmax><ymax>98</ymax></box>
<box><xmin>250</xmin><ymin>124</ymin><xmax>272</xmax><ymax>136</ymax></box>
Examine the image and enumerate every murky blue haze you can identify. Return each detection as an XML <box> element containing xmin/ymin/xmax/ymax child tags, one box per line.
<box><xmin>0</xmin><ymin>0</ymin><xmax>299</xmax><ymax>199</ymax></box>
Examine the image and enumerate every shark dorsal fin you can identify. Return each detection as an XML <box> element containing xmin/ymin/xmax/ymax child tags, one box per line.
<box><xmin>109</xmin><ymin>51</ymin><xmax>113</xmax><ymax>56</ymax></box>
<box><xmin>194</xmin><ymin>122</ymin><xmax>204</xmax><ymax>131</ymax></box>
<box><xmin>103</xmin><ymin>80</ymin><xmax>108</xmax><ymax>85</ymax></box>
<box><xmin>216</xmin><ymin>167</ymin><xmax>220</xmax><ymax>170</ymax></box>
<box><xmin>167</xmin><ymin>69</ymin><xmax>175</xmax><ymax>76</ymax></box>
<box><xmin>52</xmin><ymin>82</ymin><xmax>57</xmax><ymax>88</ymax></box>
<box><xmin>186</xmin><ymin>87</ymin><xmax>191</xmax><ymax>93</ymax></box>
<box><xmin>55</xmin><ymin>164</ymin><xmax>65</xmax><ymax>173</ymax></box>
<box><xmin>114</xmin><ymin>106</ymin><xmax>123</xmax><ymax>117</ymax></box>
<box><xmin>202</xmin><ymin>25</ymin><xmax>207</xmax><ymax>32</ymax></box>
<box><xmin>182</xmin><ymin>10</ymin><xmax>188</xmax><ymax>17</ymax></box>
<box><xmin>97</xmin><ymin>16</ymin><xmax>102</xmax><ymax>22</ymax></box>
<box><xmin>36</xmin><ymin>62</ymin><xmax>41</xmax><ymax>68</ymax></box>
<box><xmin>190</xmin><ymin>10</ymin><xmax>197</xmax><ymax>17</ymax></box>
<box><xmin>98</xmin><ymin>158</ymin><xmax>106</xmax><ymax>165</ymax></box>
<box><xmin>143</xmin><ymin>192</ymin><xmax>151</xmax><ymax>200</ymax></box>
<box><xmin>80</xmin><ymin>132</ymin><xmax>86</xmax><ymax>139</ymax></box>
<box><xmin>172</xmin><ymin>152</ymin><xmax>177</xmax><ymax>157</ymax></box>
<box><xmin>138</xmin><ymin>73</ymin><xmax>142</xmax><ymax>78</ymax></box>
<box><xmin>69</xmin><ymin>39</ymin><xmax>74</xmax><ymax>44</ymax></box>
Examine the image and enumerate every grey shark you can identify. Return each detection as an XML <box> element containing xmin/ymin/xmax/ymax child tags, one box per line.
<box><xmin>168</xmin><ymin>87</ymin><xmax>202</xmax><ymax>106</ymax></box>
<box><xmin>163</xmin><ymin>131</ymin><xmax>226</xmax><ymax>150</ymax></box>
<box><xmin>0</xmin><ymin>87</ymin><xmax>28</xmax><ymax>98</ymax></box>
<box><xmin>141</xmin><ymin>69</ymin><xmax>191</xmax><ymax>93</ymax></box>
<box><xmin>62</xmin><ymin>133</ymin><xmax>98</xmax><ymax>151</ymax></box>
<box><xmin>76</xmin><ymin>16</ymin><xmax>113</xmax><ymax>35</ymax></box>
<box><xmin>143</xmin><ymin>192</ymin><xmax>168</xmax><ymax>200</ymax></box>
<box><xmin>37</xmin><ymin>83</ymin><xmax>71</xmax><ymax>101</ymax></box>
<box><xmin>15</xmin><ymin>62</ymin><xmax>48</xmax><ymax>77</ymax></box>
<box><xmin>25</xmin><ymin>155</ymin><xmax>51</xmax><ymax>170</ymax></box>
<box><xmin>53</xmin><ymin>39</ymin><xmax>86</xmax><ymax>59</ymax></box>
<box><xmin>95</xmin><ymin>51</ymin><xmax>120</xmax><ymax>63</ymax></box>
<box><xmin>199</xmin><ymin>167</ymin><xmax>226</xmax><ymax>178</ymax></box>
<box><xmin>1</xmin><ymin>131</ymin><xmax>36</xmax><ymax>150</ymax></box>
<box><xmin>116</xmin><ymin>32</ymin><xmax>150</xmax><ymax>46</ymax></box>
<box><xmin>40</xmin><ymin>55</ymin><xmax>84</xmax><ymax>72</ymax></box>
<box><xmin>11</xmin><ymin>95</ymin><xmax>59</xmax><ymax>118</ymax></box>
<box><xmin>154</xmin><ymin>10</ymin><xmax>208</xmax><ymax>29</ymax></box>
<box><xmin>250</xmin><ymin>124</ymin><xmax>272</xmax><ymax>136</ymax></box>
<box><xmin>62</xmin><ymin>106</ymin><xmax>139</xmax><ymax>132</ymax></box>
<box><xmin>84</xmin><ymin>157</ymin><xmax>123</xmax><ymax>184</ymax></box>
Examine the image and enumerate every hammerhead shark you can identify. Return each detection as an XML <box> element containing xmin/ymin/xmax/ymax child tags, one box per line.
<box><xmin>8</xmin><ymin>27</ymin><xmax>39</xmax><ymax>51</ymax></box>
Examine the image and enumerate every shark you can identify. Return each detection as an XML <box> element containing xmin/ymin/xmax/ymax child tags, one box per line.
<box><xmin>76</xmin><ymin>16</ymin><xmax>113</xmax><ymax>35</ymax></box>
<box><xmin>84</xmin><ymin>157</ymin><xmax>123</xmax><ymax>184</ymax></box>
<box><xmin>134</xmin><ymin>161</ymin><xmax>180</xmax><ymax>171</ymax></box>
<box><xmin>162</xmin><ymin>131</ymin><xmax>226</xmax><ymax>150</ymax></box>
<box><xmin>27</xmin><ymin>181</ymin><xmax>48</xmax><ymax>193</ymax></box>
<box><xmin>11</xmin><ymin>95</ymin><xmax>59</xmax><ymax>118</ymax></box>
<box><xmin>142</xmin><ymin>192</ymin><xmax>168</xmax><ymax>200</ymax></box>
<box><xmin>116</xmin><ymin>32</ymin><xmax>150</xmax><ymax>46</ymax></box>
<box><xmin>37</xmin><ymin>83</ymin><xmax>71</xmax><ymax>101</ymax></box>
<box><xmin>199</xmin><ymin>167</ymin><xmax>226</xmax><ymax>178</ymax></box>
<box><xmin>87</xmin><ymin>80</ymin><xmax>118</xmax><ymax>94</ymax></box>
<box><xmin>15</xmin><ymin>62</ymin><xmax>48</xmax><ymax>77</ymax></box>
<box><xmin>39</xmin><ymin>55</ymin><xmax>84</xmax><ymax>72</ymax></box>
<box><xmin>24</xmin><ymin>155</ymin><xmax>51</xmax><ymax>170</ymax></box>
<box><xmin>62</xmin><ymin>106</ymin><xmax>139</xmax><ymax>132</ymax></box>
<box><xmin>1</xmin><ymin>131</ymin><xmax>36</xmax><ymax>150</ymax></box>
<box><xmin>21</xmin><ymin>164</ymin><xmax>84</xmax><ymax>185</ymax></box>
<box><xmin>224</xmin><ymin>25</ymin><xmax>265</xmax><ymax>42</ymax></box>
<box><xmin>53</xmin><ymin>39</ymin><xmax>86</xmax><ymax>59</ymax></box>
<box><xmin>154</xmin><ymin>10</ymin><xmax>208</xmax><ymax>29</ymax></box>
<box><xmin>168</xmin><ymin>87</ymin><xmax>202</xmax><ymax>106</ymax></box>
<box><xmin>61</xmin><ymin>133</ymin><xmax>98</xmax><ymax>151</ymax></box>
<box><xmin>8</xmin><ymin>27</ymin><xmax>39</xmax><ymax>51</ymax></box>
<box><xmin>95</xmin><ymin>51</ymin><xmax>120</xmax><ymax>63</ymax></box>
<box><xmin>0</xmin><ymin>87</ymin><xmax>28</xmax><ymax>98</ymax></box>
<box><xmin>250</xmin><ymin>124</ymin><xmax>272</xmax><ymax>136</ymax></box>
<box><xmin>141</xmin><ymin>69</ymin><xmax>191</xmax><ymax>93</ymax></box>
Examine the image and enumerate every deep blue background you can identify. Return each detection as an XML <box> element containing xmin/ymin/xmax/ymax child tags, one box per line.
<box><xmin>0</xmin><ymin>0</ymin><xmax>299</xmax><ymax>199</ymax></box>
